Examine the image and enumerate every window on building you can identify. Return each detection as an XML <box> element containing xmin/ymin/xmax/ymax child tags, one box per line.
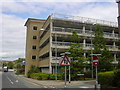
<box><xmin>33</xmin><ymin>36</ymin><xmax>37</xmax><ymax>40</ymax></box>
<box><xmin>32</xmin><ymin>55</ymin><xmax>36</xmax><ymax>59</ymax></box>
<box><xmin>32</xmin><ymin>45</ymin><xmax>36</xmax><ymax>49</ymax></box>
<box><xmin>33</xmin><ymin>26</ymin><xmax>37</xmax><ymax>30</ymax></box>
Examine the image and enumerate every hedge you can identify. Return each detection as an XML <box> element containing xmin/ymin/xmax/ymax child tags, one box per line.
<box><xmin>98</xmin><ymin>71</ymin><xmax>115</xmax><ymax>86</ymax></box>
<box><xmin>113</xmin><ymin>69</ymin><xmax>120</xmax><ymax>87</ymax></box>
<box><xmin>29</xmin><ymin>73</ymin><xmax>64</xmax><ymax>80</ymax></box>
<box><xmin>98</xmin><ymin>69</ymin><xmax>120</xmax><ymax>87</ymax></box>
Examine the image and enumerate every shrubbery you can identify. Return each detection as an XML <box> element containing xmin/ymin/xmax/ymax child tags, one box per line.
<box><xmin>27</xmin><ymin>65</ymin><xmax>64</xmax><ymax>80</ymax></box>
<box><xmin>27</xmin><ymin>66</ymin><xmax>40</xmax><ymax>78</ymax></box>
<box><xmin>29</xmin><ymin>73</ymin><xmax>63</xmax><ymax>80</ymax></box>
<box><xmin>98</xmin><ymin>71</ymin><xmax>115</xmax><ymax>86</ymax></box>
<box><xmin>98</xmin><ymin>69</ymin><xmax>120</xmax><ymax>87</ymax></box>
<box><xmin>113</xmin><ymin>69</ymin><xmax>120</xmax><ymax>87</ymax></box>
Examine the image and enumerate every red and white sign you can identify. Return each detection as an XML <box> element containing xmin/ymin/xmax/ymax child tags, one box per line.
<box><xmin>92</xmin><ymin>56</ymin><xmax>99</xmax><ymax>67</ymax></box>
<box><xmin>60</xmin><ymin>56</ymin><xmax>72</xmax><ymax>66</ymax></box>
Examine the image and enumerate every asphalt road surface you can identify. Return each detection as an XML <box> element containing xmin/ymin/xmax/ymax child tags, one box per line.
<box><xmin>2</xmin><ymin>71</ymin><xmax>42</xmax><ymax>88</ymax></box>
<box><xmin>1</xmin><ymin>71</ymin><xmax>96</xmax><ymax>90</ymax></box>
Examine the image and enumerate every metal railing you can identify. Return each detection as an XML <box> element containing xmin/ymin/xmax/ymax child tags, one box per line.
<box><xmin>51</xmin><ymin>13</ymin><xmax>118</xmax><ymax>27</ymax></box>
<box><xmin>53</xmin><ymin>27</ymin><xmax>119</xmax><ymax>38</ymax></box>
<box><xmin>52</xmin><ymin>41</ymin><xmax>119</xmax><ymax>51</ymax></box>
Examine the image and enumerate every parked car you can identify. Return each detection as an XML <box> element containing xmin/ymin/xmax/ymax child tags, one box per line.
<box><xmin>3</xmin><ymin>66</ymin><xmax>8</xmax><ymax>72</ymax></box>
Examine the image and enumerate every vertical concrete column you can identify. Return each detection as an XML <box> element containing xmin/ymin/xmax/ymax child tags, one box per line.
<box><xmin>114</xmin><ymin>53</ymin><xmax>117</xmax><ymax>61</ymax></box>
<box><xmin>83</xmin><ymin>26</ymin><xmax>85</xmax><ymax>34</ymax></box>
<box><xmin>83</xmin><ymin>39</ymin><xmax>86</xmax><ymax>48</ymax></box>
<box><xmin>112</xmin><ymin>30</ymin><xmax>115</xmax><ymax>37</ymax></box>
<box><xmin>49</xmin><ymin>17</ymin><xmax>52</xmax><ymax>74</ymax></box>
<box><xmin>84</xmin><ymin>68</ymin><xmax>86</xmax><ymax>72</ymax></box>
<box><xmin>113</xmin><ymin>41</ymin><xmax>116</xmax><ymax>48</ymax></box>
<box><xmin>84</xmin><ymin>52</ymin><xmax>86</xmax><ymax>58</ymax></box>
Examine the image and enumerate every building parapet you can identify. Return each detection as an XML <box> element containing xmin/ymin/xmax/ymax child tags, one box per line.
<box><xmin>52</xmin><ymin>13</ymin><xmax>118</xmax><ymax>27</ymax></box>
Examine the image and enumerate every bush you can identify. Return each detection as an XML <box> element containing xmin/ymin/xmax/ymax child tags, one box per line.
<box><xmin>27</xmin><ymin>65</ymin><xmax>41</xmax><ymax>78</ymax></box>
<box><xmin>57</xmin><ymin>73</ymin><xmax>64</xmax><ymax>80</ymax></box>
<box><xmin>40</xmin><ymin>73</ymin><xmax>49</xmax><ymax>80</ymax></box>
<box><xmin>98</xmin><ymin>71</ymin><xmax>115</xmax><ymax>86</ymax></box>
<box><xmin>113</xmin><ymin>69</ymin><xmax>120</xmax><ymax>87</ymax></box>
<box><xmin>30</xmin><ymin>73</ymin><xmax>41</xmax><ymax>80</ymax></box>
<box><xmin>84</xmin><ymin>71</ymin><xmax>92</xmax><ymax>78</ymax></box>
<box><xmin>29</xmin><ymin>73</ymin><xmax>59</xmax><ymax>80</ymax></box>
<box><xmin>49</xmin><ymin>74</ymin><xmax>55</xmax><ymax>80</ymax></box>
<box><xmin>98</xmin><ymin>69</ymin><xmax>120</xmax><ymax>87</ymax></box>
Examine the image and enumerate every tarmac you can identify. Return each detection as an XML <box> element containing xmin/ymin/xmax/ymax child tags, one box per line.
<box><xmin>18</xmin><ymin>75</ymin><xmax>96</xmax><ymax>88</ymax></box>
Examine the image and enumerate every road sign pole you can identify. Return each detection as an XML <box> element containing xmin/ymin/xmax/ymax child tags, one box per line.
<box><xmin>96</xmin><ymin>66</ymin><xmax>98</xmax><ymax>84</ymax></box>
<box><xmin>95</xmin><ymin>66</ymin><xmax>98</xmax><ymax>90</ymax></box>
<box><xmin>69</xmin><ymin>65</ymin><xmax>71</xmax><ymax>83</ymax></box>
<box><xmin>65</xmin><ymin>66</ymin><xmax>67</xmax><ymax>88</ymax></box>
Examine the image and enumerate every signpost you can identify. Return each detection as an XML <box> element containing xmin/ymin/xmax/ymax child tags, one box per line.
<box><xmin>93</xmin><ymin>56</ymin><xmax>99</xmax><ymax>67</ymax></box>
<box><xmin>60</xmin><ymin>54</ymin><xmax>72</xmax><ymax>88</ymax></box>
<box><xmin>91</xmin><ymin>54</ymin><xmax>101</xmax><ymax>90</ymax></box>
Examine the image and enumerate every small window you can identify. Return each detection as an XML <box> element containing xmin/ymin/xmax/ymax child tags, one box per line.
<box><xmin>32</xmin><ymin>45</ymin><xmax>36</xmax><ymax>49</ymax></box>
<box><xmin>33</xmin><ymin>26</ymin><xmax>37</xmax><ymax>30</ymax></box>
<box><xmin>32</xmin><ymin>55</ymin><xmax>36</xmax><ymax>59</ymax></box>
<box><xmin>33</xmin><ymin>36</ymin><xmax>37</xmax><ymax>40</ymax></box>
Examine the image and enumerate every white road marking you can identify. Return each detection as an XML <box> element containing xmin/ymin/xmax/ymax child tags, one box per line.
<box><xmin>44</xmin><ymin>86</ymin><xmax>47</xmax><ymax>88</ymax></box>
<box><xmin>15</xmin><ymin>80</ymin><xmax>18</xmax><ymax>82</ymax></box>
<box><xmin>7</xmin><ymin>76</ymin><xmax>14</xmax><ymax>84</ymax></box>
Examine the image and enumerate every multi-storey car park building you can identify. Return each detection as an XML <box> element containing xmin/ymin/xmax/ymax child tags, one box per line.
<box><xmin>24</xmin><ymin>13</ymin><xmax>120</xmax><ymax>75</ymax></box>
<box><xmin>117</xmin><ymin>0</ymin><xmax>120</xmax><ymax>35</ymax></box>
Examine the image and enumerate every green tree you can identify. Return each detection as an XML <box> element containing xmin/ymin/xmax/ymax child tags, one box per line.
<box><xmin>93</xmin><ymin>24</ymin><xmax>113</xmax><ymax>72</ymax></box>
<box><xmin>14</xmin><ymin>58</ymin><xmax>25</xmax><ymax>75</ymax></box>
<box><xmin>67</xmin><ymin>30</ymin><xmax>89</xmax><ymax>80</ymax></box>
<box><xmin>116</xmin><ymin>40</ymin><xmax>120</xmax><ymax>69</ymax></box>
<box><xmin>7</xmin><ymin>62</ymin><xmax>14</xmax><ymax>69</ymax></box>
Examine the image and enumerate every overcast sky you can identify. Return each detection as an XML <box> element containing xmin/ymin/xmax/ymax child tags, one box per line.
<box><xmin>0</xmin><ymin>0</ymin><xmax>118</xmax><ymax>61</ymax></box>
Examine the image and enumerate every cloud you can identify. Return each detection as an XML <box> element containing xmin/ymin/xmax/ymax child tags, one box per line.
<box><xmin>1</xmin><ymin>14</ymin><xmax>26</xmax><ymax>60</ymax></box>
<box><xmin>2</xmin><ymin>2</ymin><xmax>46</xmax><ymax>15</ymax></box>
<box><xmin>2</xmin><ymin>2</ymin><xmax>118</xmax><ymax>22</ymax></box>
<box><xmin>72</xmin><ymin>2</ymin><xmax>118</xmax><ymax>22</ymax></box>
<box><xmin>1</xmin><ymin>0</ymin><xmax>116</xmax><ymax>2</ymax></box>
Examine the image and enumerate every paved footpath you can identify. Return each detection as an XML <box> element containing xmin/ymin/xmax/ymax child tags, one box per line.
<box><xmin>19</xmin><ymin>75</ymin><xmax>96</xmax><ymax>88</ymax></box>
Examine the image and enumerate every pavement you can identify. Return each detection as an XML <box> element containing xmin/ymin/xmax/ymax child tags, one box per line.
<box><xmin>18</xmin><ymin>75</ymin><xmax>96</xmax><ymax>88</ymax></box>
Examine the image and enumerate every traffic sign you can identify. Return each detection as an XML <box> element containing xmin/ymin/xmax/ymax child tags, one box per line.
<box><xmin>92</xmin><ymin>56</ymin><xmax>99</xmax><ymax>67</ymax></box>
<box><xmin>60</xmin><ymin>56</ymin><xmax>72</xmax><ymax>66</ymax></box>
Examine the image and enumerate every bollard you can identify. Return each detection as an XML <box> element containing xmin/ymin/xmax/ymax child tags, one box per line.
<box><xmin>95</xmin><ymin>84</ymin><xmax>101</xmax><ymax>90</ymax></box>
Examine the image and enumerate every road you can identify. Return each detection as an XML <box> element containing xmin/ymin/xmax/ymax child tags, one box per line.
<box><xmin>1</xmin><ymin>71</ymin><xmax>42</xmax><ymax>88</ymax></box>
<box><xmin>1</xmin><ymin>71</ymin><xmax>96</xmax><ymax>90</ymax></box>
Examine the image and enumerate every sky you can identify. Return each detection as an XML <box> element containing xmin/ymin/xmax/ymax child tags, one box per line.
<box><xmin>0</xmin><ymin>0</ymin><xmax>119</xmax><ymax>61</ymax></box>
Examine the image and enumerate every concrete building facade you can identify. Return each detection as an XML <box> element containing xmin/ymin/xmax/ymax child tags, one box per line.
<box><xmin>25</xmin><ymin>13</ymin><xmax>120</xmax><ymax>75</ymax></box>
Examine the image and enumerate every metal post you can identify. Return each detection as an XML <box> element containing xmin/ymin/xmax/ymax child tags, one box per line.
<box><xmin>90</xmin><ymin>25</ymin><xmax>94</xmax><ymax>79</ymax></box>
<box><xmin>69</xmin><ymin>65</ymin><xmax>71</xmax><ymax>83</ymax></box>
<box><xmin>95</xmin><ymin>66</ymin><xmax>98</xmax><ymax>90</ymax></box>
<box><xmin>96</xmin><ymin>66</ymin><xmax>98</xmax><ymax>84</ymax></box>
<box><xmin>65</xmin><ymin>66</ymin><xmax>67</xmax><ymax>88</ymax></box>
<box><xmin>55</xmin><ymin>32</ymin><xmax>57</xmax><ymax>81</ymax></box>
